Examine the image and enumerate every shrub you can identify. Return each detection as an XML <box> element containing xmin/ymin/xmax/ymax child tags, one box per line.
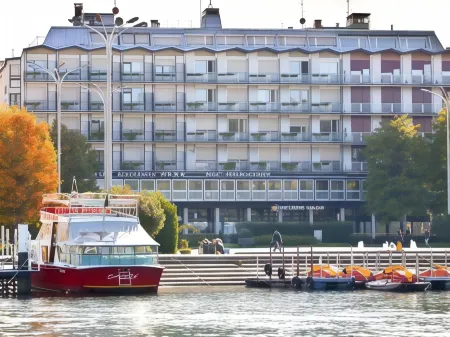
<box><xmin>253</xmin><ymin>235</ymin><xmax>318</xmax><ymax>247</ymax></box>
<box><xmin>180</xmin><ymin>239</ymin><xmax>189</xmax><ymax>249</ymax></box>
<box><xmin>431</xmin><ymin>215</ymin><xmax>450</xmax><ymax>240</ymax></box>
<box><xmin>154</xmin><ymin>194</ymin><xmax>178</xmax><ymax>254</ymax></box>
<box><xmin>178</xmin><ymin>248</ymin><xmax>192</xmax><ymax>254</ymax></box>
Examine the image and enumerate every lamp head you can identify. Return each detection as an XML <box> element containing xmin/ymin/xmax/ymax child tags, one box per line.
<box><xmin>127</xmin><ymin>17</ymin><xmax>139</xmax><ymax>24</ymax></box>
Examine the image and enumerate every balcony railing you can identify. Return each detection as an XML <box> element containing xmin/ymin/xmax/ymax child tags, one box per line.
<box><xmin>154</xmin><ymin>130</ymin><xmax>177</xmax><ymax>142</ymax></box>
<box><xmin>280</xmin><ymin>73</ymin><xmax>310</xmax><ymax>83</ymax></box>
<box><xmin>121</xmin><ymin>160</ymin><xmax>145</xmax><ymax>170</ymax></box>
<box><xmin>61</xmin><ymin>100</ymin><xmax>81</xmax><ymax>111</ymax></box>
<box><xmin>312</xmin><ymin>161</ymin><xmax>341</xmax><ymax>172</ymax></box>
<box><xmin>345</xmin><ymin>132</ymin><xmax>371</xmax><ymax>144</ymax></box>
<box><xmin>218</xmin><ymin>160</ymin><xmax>249</xmax><ymax>171</ymax></box>
<box><xmin>88</xmin><ymin>131</ymin><xmax>105</xmax><ymax>141</ymax></box>
<box><xmin>249</xmin><ymin>102</ymin><xmax>280</xmax><ymax>112</ymax></box>
<box><xmin>112</xmin><ymin>129</ymin><xmax>148</xmax><ymax>142</ymax></box>
<box><xmin>185</xmin><ymin>72</ymin><xmax>216</xmax><ymax>83</ymax></box>
<box><xmin>188</xmin><ymin>160</ymin><xmax>217</xmax><ymax>171</ymax></box>
<box><xmin>311</xmin><ymin>102</ymin><xmax>342</xmax><ymax>113</ymax></box>
<box><xmin>345</xmin><ymin>103</ymin><xmax>443</xmax><ymax>114</ymax></box>
<box><xmin>280</xmin><ymin>132</ymin><xmax>311</xmax><ymax>142</ymax></box>
<box><xmin>122</xmin><ymin>101</ymin><xmax>145</xmax><ymax>111</ymax></box>
<box><xmin>218</xmin><ymin>132</ymin><xmax>248</xmax><ymax>142</ymax></box>
<box><xmin>153</xmin><ymin>72</ymin><xmax>182</xmax><ymax>82</ymax></box>
<box><xmin>186</xmin><ymin>130</ymin><xmax>217</xmax><ymax>142</ymax></box>
<box><xmin>250</xmin><ymin>161</ymin><xmax>280</xmax><ymax>171</ymax></box>
<box><xmin>343</xmin><ymin>73</ymin><xmax>371</xmax><ymax>84</ymax></box>
<box><xmin>186</xmin><ymin>102</ymin><xmax>217</xmax><ymax>112</ymax></box>
<box><xmin>25</xmin><ymin>71</ymin><xmax>48</xmax><ymax>81</ymax></box>
<box><xmin>344</xmin><ymin>103</ymin><xmax>372</xmax><ymax>113</ymax></box>
<box><xmin>89</xmin><ymin>101</ymin><xmax>104</xmax><ymax>111</ymax></box>
<box><xmin>153</xmin><ymin>101</ymin><xmax>177</xmax><ymax>112</ymax></box>
<box><xmin>346</xmin><ymin>161</ymin><xmax>368</xmax><ymax>172</ymax></box>
<box><xmin>280</xmin><ymin>102</ymin><xmax>310</xmax><ymax>113</ymax></box>
<box><xmin>120</xmin><ymin>72</ymin><xmax>145</xmax><ymax>82</ymax></box>
<box><xmin>217</xmin><ymin>72</ymin><xmax>248</xmax><ymax>83</ymax></box>
<box><xmin>24</xmin><ymin>100</ymin><xmax>55</xmax><ymax>111</ymax></box>
<box><xmin>249</xmin><ymin>131</ymin><xmax>280</xmax><ymax>142</ymax></box>
<box><xmin>311</xmin><ymin>73</ymin><xmax>341</xmax><ymax>84</ymax></box>
<box><xmin>218</xmin><ymin>102</ymin><xmax>248</xmax><ymax>112</ymax></box>
<box><xmin>281</xmin><ymin>161</ymin><xmax>311</xmax><ymax>172</ymax></box>
<box><xmin>312</xmin><ymin>132</ymin><xmax>342</xmax><ymax>142</ymax></box>
<box><xmin>89</xmin><ymin>70</ymin><xmax>107</xmax><ymax>81</ymax></box>
<box><xmin>249</xmin><ymin>73</ymin><xmax>280</xmax><ymax>83</ymax></box>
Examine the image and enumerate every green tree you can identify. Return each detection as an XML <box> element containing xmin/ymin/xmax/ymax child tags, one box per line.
<box><xmin>154</xmin><ymin>195</ymin><xmax>178</xmax><ymax>253</ymax></box>
<box><xmin>423</xmin><ymin>109</ymin><xmax>447</xmax><ymax>215</ymax></box>
<box><xmin>363</xmin><ymin>115</ymin><xmax>429</xmax><ymax>229</ymax></box>
<box><xmin>109</xmin><ymin>185</ymin><xmax>166</xmax><ymax>237</ymax></box>
<box><xmin>50</xmin><ymin>122</ymin><xmax>99</xmax><ymax>193</ymax></box>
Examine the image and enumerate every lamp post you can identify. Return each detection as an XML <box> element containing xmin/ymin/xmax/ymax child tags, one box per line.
<box><xmin>27</xmin><ymin>61</ymin><xmax>85</xmax><ymax>193</ymax></box>
<box><xmin>421</xmin><ymin>87</ymin><xmax>450</xmax><ymax>215</ymax></box>
<box><xmin>81</xmin><ymin>12</ymin><xmax>139</xmax><ymax>191</ymax></box>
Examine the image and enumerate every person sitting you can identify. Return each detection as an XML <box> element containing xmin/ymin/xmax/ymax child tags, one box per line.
<box><xmin>270</xmin><ymin>230</ymin><xmax>283</xmax><ymax>252</ymax></box>
<box><xmin>212</xmin><ymin>238</ymin><xmax>224</xmax><ymax>254</ymax></box>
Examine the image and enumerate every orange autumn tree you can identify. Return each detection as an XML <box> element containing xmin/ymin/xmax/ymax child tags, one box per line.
<box><xmin>0</xmin><ymin>105</ymin><xmax>58</xmax><ymax>226</ymax></box>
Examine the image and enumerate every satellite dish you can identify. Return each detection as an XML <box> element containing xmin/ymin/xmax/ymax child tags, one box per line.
<box><xmin>96</xmin><ymin>14</ymin><xmax>102</xmax><ymax>23</ymax></box>
<box><xmin>115</xmin><ymin>17</ymin><xmax>124</xmax><ymax>26</ymax></box>
<box><xmin>300</xmin><ymin>18</ymin><xmax>306</xmax><ymax>25</ymax></box>
<box><xmin>112</xmin><ymin>7</ymin><xmax>119</xmax><ymax>15</ymax></box>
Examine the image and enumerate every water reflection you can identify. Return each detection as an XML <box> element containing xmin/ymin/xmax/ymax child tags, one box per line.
<box><xmin>0</xmin><ymin>287</ymin><xmax>450</xmax><ymax>336</ymax></box>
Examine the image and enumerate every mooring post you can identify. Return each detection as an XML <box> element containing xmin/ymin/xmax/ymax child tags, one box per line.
<box><xmin>296</xmin><ymin>246</ymin><xmax>299</xmax><ymax>277</ymax></box>
<box><xmin>416</xmin><ymin>253</ymin><xmax>419</xmax><ymax>279</ymax></box>
<box><xmin>1</xmin><ymin>226</ymin><xmax>4</xmax><ymax>263</ymax></box>
<box><xmin>17</xmin><ymin>224</ymin><xmax>31</xmax><ymax>296</ymax></box>
<box><xmin>256</xmin><ymin>256</ymin><xmax>259</xmax><ymax>281</ymax></box>
<box><xmin>5</xmin><ymin>228</ymin><xmax>9</xmax><ymax>257</ymax></box>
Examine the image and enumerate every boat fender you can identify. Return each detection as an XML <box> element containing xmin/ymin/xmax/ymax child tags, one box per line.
<box><xmin>306</xmin><ymin>276</ymin><xmax>314</xmax><ymax>289</ymax></box>
<box><xmin>278</xmin><ymin>267</ymin><xmax>285</xmax><ymax>280</ymax></box>
<box><xmin>264</xmin><ymin>263</ymin><xmax>272</xmax><ymax>276</ymax></box>
<box><xmin>291</xmin><ymin>276</ymin><xmax>303</xmax><ymax>289</ymax></box>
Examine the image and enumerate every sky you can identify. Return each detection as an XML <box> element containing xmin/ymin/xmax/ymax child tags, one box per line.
<box><xmin>1</xmin><ymin>0</ymin><xmax>450</xmax><ymax>60</ymax></box>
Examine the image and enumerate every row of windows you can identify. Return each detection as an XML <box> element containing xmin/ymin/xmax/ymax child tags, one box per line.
<box><xmin>102</xmin><ymin>179</ymin><xmax>367</xmax><ymax>201</ymax></box>
<box><xmin>91</xmin><ymin>33</ymin><xmax>429</xmax><ymax>49</ymax></box>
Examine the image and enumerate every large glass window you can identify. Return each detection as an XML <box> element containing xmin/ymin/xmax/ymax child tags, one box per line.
<box><xmin>252</xmin><ymin>180</ymin><xmax>266</xmax><ymax>200</ymax></box>
<box><xmin>315</xmin><ymin>180</ymin><xmax>329</xmax><ymax>200</ymax></box>
<box><xmin>268</xmin><ymin>180</ymin><xmax>282</xmax><ymax>200</ymax></box>
<box><xmin>121</xmin><ymin>34</ymin><xmax>134</xmax><ymax>45</ymax></box>
<box><xmin>220</xmin><ymin>180</ymin><xmax>235</xmax><ymax>200</ymax></box>
<box><xmin>124</xmin><ymin>179</ymin><xmax>139</xmax><ymax>192</ymax></box>
<box><xmin>205</xmin><ymin>180</ymin><xmax>219</xmax><ymax>200</ymax></box>
<box><xmin>236</xmin><ymin>180</ymin><xmax>251</xmax><ymax>200</ymax></box>
<box><xmin>290</xmin><ymin>90</ymin><xmax>308</xmax><ymax>103</ymax></box>
<box><xmin>188</xmin><ymin>180</ymin><xmax>203</xmax><ymax>200</ymax></box>
<box><xmin>172</xmin><ymin>180</ymin><xmax>187</xmax><ymax>200</ymax></box>
<box><xmin>157</xmin><ymin>180</ymin><xmax>171</xmax><ymax>199</ymax></box>
<box><xmin>320</xmin><ymin>120</ymin><xmax>339</xmax><ymax>132</ymax></box>
<box><xmin>283</xmin><ymin>180</ymin><xmax>298</xmax><ymax>200</ymax></box>
<box><xmin>370</xmin><ymin>37</ymin><xmax>397</xmax><ymax>48</ymax></box>
<box><xmin>340</xmin><ymin>37</ymin><xmax>367</xmax><ymax>48</ymax></box>
<box><xmin>400</xmin><ymin>38</ymin><xmax>427</xmax><ymax>49</ymax></box>
<box><xmin>299</xmin><ymin>180</ymin><xmax>313</xmax><ymax>200</ymax></box>
<box><xmin>330</xmin><ymin>180</ymin><xmax>344</xmax><ymax>200</ymax></box>
<box><xmin>258</xmin><ymin>89</ymin><xmax>277</xmax><ymax>102</ymax></box>
<box><xmin>346</xmin><ymin>180</ymin><xmax>360</xmax><ymax>200</ymax></box>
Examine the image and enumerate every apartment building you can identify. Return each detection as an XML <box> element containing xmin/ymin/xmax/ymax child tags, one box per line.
<box><xmin>3</xmin><ymin>5</ymin><xmax>445</xmax><ymax>234</ymax></box>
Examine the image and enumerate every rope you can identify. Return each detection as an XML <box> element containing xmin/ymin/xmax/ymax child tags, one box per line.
<box><xmin>169</xmin><ymin>257</ymin><xmax>211</xmax><ymax>286</ymax></box>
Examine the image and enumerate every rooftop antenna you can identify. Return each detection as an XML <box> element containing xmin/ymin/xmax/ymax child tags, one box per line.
<box><xmin>300</xmin><ymin>0</ymin><xmax>306</xmax><ymax>28</ymax></box>
<box><xmin>12</xmin><ymin>49</ymin><xmax>14</xmax><ymax>57</ymax></box>
<box><xmin>208</xmin><ymin>0</ymin><xmax>213</xmax><ymax>8</ymax></box>
<box><xmin>347</xmin><ymin>0</ymin><xmax>350</xmax><ymax>17</ymax></box>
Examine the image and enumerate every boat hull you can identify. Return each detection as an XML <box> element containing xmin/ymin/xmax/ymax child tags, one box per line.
<box><xmin>420</xmin><ymin>277</ymin><xmax>450</xmax><ymax>290</ymax></box>
<box><xmin>306</xmin><ymin>277</ymin><xmax>355</xmax><ymax>291</ymax></box>
<box><xmin>31</xmin><ymin>263</ymin><xmax>164</xmax><ymax>294</ymax></box>
<box><xmin>365</xmin><ymin>280</ymin><xmax>430</xmax><ymax>292</ymax></box>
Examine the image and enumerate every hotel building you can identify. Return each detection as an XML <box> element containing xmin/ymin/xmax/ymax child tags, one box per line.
<box><xmin>0</xmin><ymin>4</ymin><xmax>446</xmax><ymax>234</ymax></box>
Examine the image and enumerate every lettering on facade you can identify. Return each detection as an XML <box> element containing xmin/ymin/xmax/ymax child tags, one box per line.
<box><xmin>271</xmin><ymin>205</ymin><xmax>325</xmax><ymax>212</ymax></box>
<box><xmin>96</xmin><ymin>171</ymin><xmax>272</xmax><ymax>179</ymax></box>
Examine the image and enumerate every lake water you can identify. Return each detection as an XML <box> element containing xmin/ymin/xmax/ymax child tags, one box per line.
<box><xmin>1</xmin><ymin>287</ymin><xmax>450</xmax><ymax>337</ymax></box>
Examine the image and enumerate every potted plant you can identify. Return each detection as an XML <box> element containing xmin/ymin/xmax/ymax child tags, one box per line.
<box><xmin>223</xmin><ymin>162</ymin><xmax>236</xmax><ymax>170</ymax></box>
<box><xmin>313</xmin><ymin>162</ymin><xmax>322</xmax><ymax>171</ymax></box>
<box><xmin>282</xmin><ymin>162</ymin><xmax>297</xmax><ymax>171</ymax></box>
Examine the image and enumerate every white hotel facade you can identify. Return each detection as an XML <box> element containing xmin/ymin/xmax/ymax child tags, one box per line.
<box><xmin>0</xmin><ymin>5</ymin><xmax>446</xmax><ymax>233</ymax></box>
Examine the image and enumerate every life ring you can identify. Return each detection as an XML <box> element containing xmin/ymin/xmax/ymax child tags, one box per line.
<box><xmin>278</xmin><ymin>267</ymin><xmax>285</xmax><ymax>280</ymax></box>
<box><xmin>291</xmin><ymin>276</ymin><xmax>303</xmax><ymax>289</ymax></box>
<box><xmin>264</xmin><ymin>263</ymin><xmax>272</xmax><ymax>276</ymax></box>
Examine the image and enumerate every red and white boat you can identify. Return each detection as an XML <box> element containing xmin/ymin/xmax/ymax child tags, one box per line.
<box><xmin>30</xmin><ymin>192</ymin><xmax>164</xmax><ymax>294</ymax></box>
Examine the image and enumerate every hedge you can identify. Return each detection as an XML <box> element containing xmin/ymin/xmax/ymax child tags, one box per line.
<box><xmin>154</xmin><ymin>197</ymin><xmax>178</xmax><ymax>254</ymax></box>
<box><xmin>236</xmin><ymin>221</ymin><xmax>354</xmax><ymax>243</ymax></box>
<box><xmin>253</xmin><ymin>235</ymin><xmax>318</xmax><ymax>247</ymax></box>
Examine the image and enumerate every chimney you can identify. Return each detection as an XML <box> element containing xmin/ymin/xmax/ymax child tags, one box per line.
<box><xmin>314</xmin><ymin>19</ymin><xmax>322</xmax><ymax>28</ymax></box>
<box><xmin>74</xmin><ymin>3</ymin><xmax>83</xmax><ymax>17</ymax></box>
<box><xmin>288</xmin><ymin>26</ymin><xmax>293</xmax><ymax>29</ymax></box>
<box><xmin>391</xmin><ymin>24</ymin><xmax>393</xmax><ymax>31</ymax></box>
<box><xmin>151</xmin><ymin>20</ymin><xmax>160</xmax><ymax>28</ymax></box>
<box><xmin>336</xmin><ymin>23</ymin><xmax>339</xmax><ymax>27</ymax></box>
<box><xmin>201</xmin><ymin>7</ymin><xmax>222</xmax><ymax>29</ymax></box>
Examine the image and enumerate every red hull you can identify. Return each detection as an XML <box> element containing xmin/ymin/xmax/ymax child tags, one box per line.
<box><xmin>31</xmin><ymin>263</ymin><xmax>164</xmax><ymax>294</ymax></box>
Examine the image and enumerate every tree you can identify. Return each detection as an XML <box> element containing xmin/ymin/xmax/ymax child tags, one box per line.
<box><xmin>50</xmin><ymin>122</ymin><xmax>99</xmax><ymax>193</ymax></box>
<box><xmin>363</xmin><ymin>115</ymin><xmax>429</xmax><ymax>229</ymax></box>
<box><xmin>423</xmin><ymin>109</ymin><xmax>447</xmax><ymax>215</ymax></box>
<box><xmin>0</xmin><ymin>106</ymin><xmax>58</xmax><ymax>225</ymax></box>
<box><xmin>109</xmin><ymin>185</ymin><xmax>166</xmax><ymax>237</ymax></box>
<box><xmin>154</xmin><ymin>195</ymin><xmax>178</xmax><ymax>253</ymax></box>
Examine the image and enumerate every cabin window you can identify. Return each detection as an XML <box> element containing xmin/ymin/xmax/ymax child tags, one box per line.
<box><xmin>84</xmin><ymin>246</ymin><xmax>98</xmax><ymax>254</ymax></box>
<box><xmin>135</xmin><ymin>246</ymin><xmax>154</xmax><ymax>253</ymax></box>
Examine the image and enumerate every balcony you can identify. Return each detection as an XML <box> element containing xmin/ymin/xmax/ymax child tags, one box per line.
<box><xmin>61</xmin><ymin>100</ymin><xmax>80</xmax><ymax>111</ymax></box>
<box><xmin>153</xmin><ymin>101</ymin><xmax>177</xmax><ymax>112</ymax></box>
<box><xmin>25</xmin><ymin>71</ymin><xmax>48</xmax><ymax>81</ymax></box>
<box><xmin>312</xmin><ymin>161</ymin><xmax>341</xmax><ymax>172</ymax></box>
<box><xmin>311</xmin><ymin>73</ymin><xmax>341</xmax><ymax>84</ymax></box>
<box><xmin>24</xmin><ymin>100</ymin><xmax>55</xmax><ymax>111</ymax></box>
<box><xmin>113</xmin><ymin>129</ymin><xmax>149</xmax><ymax>142</ymax></box>
<box><xmin>120</xmin><ymin>72</ymin><xmax>145</xmax><ymax>82</ymax></box>
<box><xmin>89</xmin><ymin>70</ymin><xmax>107</xmax><ymax>81</ymax></box>
<box><xmin>250</xmin><ymin>161</ymin><xmax>280</xmax><ymax>171</ymax></box>
<box><xmin>155</xmin><ymin>160</ymin><xmax>182</xmax><ymax>171</ymax></box>
<box><xmin>218</xmin><ymin>102</ymin><xmax>248</xmax><ymax>112</ymax></box>
<box><xmin>346</xmin><ymin>161</ymin><xmax>368</xmax><ymax>172</ymax></box>
<box><xmin>189</xmin><ymin>160</ymin><xmax>217</xmax><ymax>171</ymax></box>
<box><xmin>280</xmin><ymin>73</ymin><xmax>310</xmax><ymax>84</ymax></box>
<box><xmin>153</xmin><ymin>72</ymin><xmax>181</xmax><ymax>82</ymax></box>
<box><xmin>218</xmin><ymin>160</ymin><xmax>249</xmax><ymax>171</ymax></box>
<box><xmin>216</xmin><ymin>72</ymin><xmax>248</xmax><ymax>83</ymax></box>
<box><xmin>120</xmin><ymin>160</ymin><xmax>144</xmax><ymax>170</ymax></box>
<box><xmin>344</xmin><ymin>103</ymin><xmax>372</xmax><ymax>113</ymax></box>
<box><xmin>280</xmin><ymin>102</ymin><xmax>310</xmax><ymax>113</ymax></box>
<box><xmin>186</xmin><ymin>72</ymin><xmax>216</xmax><ymax>83</ymax></box>
<box><xmin>122</xmin><ymin>101</ymin><xmax>145</xmax><ymax>112</ymax></box>
<box><xmin>249</xmin><ymin>73</ymin><xmax>280</xmax><ymax>83</ymax></box>
<box><xmin>186</xmin><ymin>102</ymin><xmax>217</xmax><ymax>112</ymax></box>
<box><xmin>88</xmin><ymin>130</ymin><xmax>104</xmax><ymax>141</ymax></box>
<box><xmin>153</xmin><ymin>130</ymin><xmax>178</xmax><ymax>142</ymax></box>
<box><xmin>281</xmin><ymin>161</ymin><xmax>311</xmax><ymax>172</ymax></box>
<box><xmin>186</xmin><ymin>130</ymin><xmax>217</xmax><ymax>142</ymax></box>
<box><xmin>249</xmin><ymin>131</ymin><xmax>280</xmax><ymax>142</ymax></box>
<box><xmin>312</xmin><ymin>132</ymin><xmax>342</xmax><ymax>142</ymax></box>
<box><xmin>311</xmin><ymin>102</ymin><xmax>341</xmax><ymax>113</ymax></box>
<box><xmin>344</xmin><ymin>132</ymin><xmax>371</xmax><ymax>144</ymax></box>
<box><xmin>89</xmin><ymin>101</ymin><xmax>104</xmax><ymax>111</ymax></box>
<box><xmin>343</xmin><ymin>73</ymin><xmax>371</xmax><ymax>84</ymax></box>
<box><xmin>281</xmin><ymin>132</ymin><xmax>311</xmax><ymax>142</ymax></box>
<box><xmin>249</xmin><ymin>102</ymin><xmax>280</xmax><ymax>112</ymax></box>
<box><xmin>217</xmin><ymin>132</ymin><xmax>248</xmax><ymax>142</ymax></box>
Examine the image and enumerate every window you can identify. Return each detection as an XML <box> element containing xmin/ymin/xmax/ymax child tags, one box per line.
<box><xmin>91</xmin><ymin>33</ymin><xmax>105</xmax><ymax>45</ymax></box>
<box><xmin>216</xmin><ymin>36</ymin><xmax>245</xmax><ymax>45</ymax></box>
<box><xmin>278</xmin><ymin>36</ymin><xmax>307</xmax><ymax>46</ymax></box>
<box><xmin>258</xmin><ymin>89</ymin><xmax>277</xmax><ymax>102</ymax></box>
<box><xmin>10</xmin><ymin>79</ymin><xmax>19</xmax><ymax>88</ymax></box>
<box><xmin>320</xmin><ymin>120</ymin><xmax>339</xmax><ymax>132</ymax></box>
<box><xmin>157</xmin><ymin>180</ymin><xmax>171</xmax><ymax>199</ymax></box>
<box><xmin>236</xmin><ymin>180</ymin><xmax>250</xmax><ymax>200</ymax></box>
<box><xmin>172</xmin><ymin>180</ymin><xmax>187</xmax><ymax>200</ymax></box>
<box><xmin>141</xmin><ymin>180</ymin><xmax>155</xmax><ymax>191</ymax></box>
<box><xmin>400</xmin><ymin>38</ymin><xmax>428</xmax><ymax>49</ymax></box>
<box><xmin>135</xmin><ymin>34</ymin><xmax>149</xmax><ymax>45</ymax></box>
<box><xmin>220</xmin><ymin>180</ymin><xmax>235</xmax><ymax>200</ymax></box>
<box><xmin>346</xmin><ymin>180</ymin><xmax>360</xmax><ymax>200</ymax></box>
<box><xmin>290</xmin><ymin>125</ymin><xmax>307</xmax><ymax>133</ymax></box>
<box><xmin>351</xmin><ymin>147</ymin><xmax>365</xmax><ymax>162</ymax></box>
<box><xmin>289</xmin><ymin>61</ymin><xmax>309</xmax><ymax>74</ymax></box>
<box><xmin>299</xmin><ymin>180</ymin><xmax>314</xmax><ymax>200</ymax></box>
<box><xmin>121</xmin><ymin>34</ymin><xmax>134</xmax><ymax>45</ymax></box>
<box><xmin>205</xmin><ymin>180</ymin><xmax>219</xmax><ymax>200</ymax></box>
<box><xmin>188</xmin><ymin>180</ymin><xmax>203</xmax><ymax>200</ymax></box>
<box><xmin>228</xmin><ymin>118</ymin><xmax>247</xmax><ymax>132</ymax></box>
<box><xmin>195</xmin><ymin>60</ymin><xmax>215</xmax><ymax>73</ymax></box>
<box><xmin>290</xmin><ymin>89</ymin><xmax>308</xmax><ymax>103</ymax></box>
<box><xmin>283</xmin><ymin>180</ymin><xmax>298</xmax><ymax>200</ymax></box>
<box><xmin>268</xmin><ymin>180</ymin><xmax>282</xmax><ymax>200</ymax></box>
<box><xmin>247</xmin><ymin>36</ymin><xmax>275</xmax><ymax>46</ymax></box>
<box><xmin>9</xmin><ymin>93</ymin><xmax>20</xmax><ymax>106</ymax></box>
<box><xmin>315</xmin><ymin>180</ymin><xmax>329</xmax><ymax>200</ymax></box>
<box><xmin>370</xmin><ymin>37</ymin><xmax>397</xmax><ymax>48</ymax></box>
<box><xmin>124</xmin><ymin>179</ymin><xmax>139</xmax><ymax>191</ymax></box>
<box><xmin>361</xmin><ymin>179</ymin><xmax>367</xmax><ymax>200</ymax></box>
<box><xmin>153</xmin><ymin>36</ymin><xmax>181</xmax><ymax>46</ymax></box>
<box><xmin>330</xmin><ymin>180</ymin><xmax>344</xmax><ymax>200</ymax></box>
<box><xmin>186</xmin><ymin>35</ymin><xmax>214</xmax><ymax>46</ymax></box>
<box><xmin>340</xmin><ymin>37</ymin><xmax>368</xmax><ymax>48</ymax></box>
<box><xmin>319</xmin><ymin>62</ymin><xmax>338</xmax><ymax>74</ymax></box>
<box><xmin>252</xmin><ymin>180</ymin><xmax>266</xmax><ymax>200</ymax></box>
<box><xmin>10</xmin><ymin>64</ymin><xmax>20</xmax><ymax>76</ymax></box>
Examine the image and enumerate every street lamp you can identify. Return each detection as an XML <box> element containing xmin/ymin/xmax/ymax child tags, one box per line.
<box><xmin>81</xmin><ymin>10</ymin><xmax>139</xmax><ymax>191</ymax></box>
<box><xmin>421</xmin><ymin>87</ymin><xmax>450</xmax><ymax>215</ymax></box>
<box><xmin>27</xmin><ymin>61</ymin><xmax>86</xmax><ymax>193</ymax></box>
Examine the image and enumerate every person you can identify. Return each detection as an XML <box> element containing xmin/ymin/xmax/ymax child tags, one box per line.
<box><xmin>270</xmin><ymin>230</ymin><xmax>283</xmax><ymax>252</ymax></box>
<box><xmin>212</xmin><ymin>238</ymin><xmax>224</xmax><ymax>254</ymax></box>
<box><xmin>396</xmin><ymin>229</ymin><xmax>404</xmax><ymax>251</ymax></box>
<box><xmin>425</xmin><ymin>228</ymin><xmax>431</xmax><ymax>248</ymax></box>
<box><xmin>405</xmin><ymin>224</ymin><xmax>411</xmax><ymax>247</ymax></box>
